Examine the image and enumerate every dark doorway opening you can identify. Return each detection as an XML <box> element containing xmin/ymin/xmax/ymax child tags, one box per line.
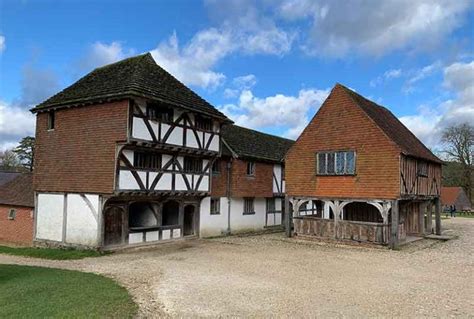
<box><xmin>129</xmin><ymin>202</ymin><xmax>158</xmax><ymax>228</ymax></box>
<box><xmin>162</xmin><ymin>201</ymin><xmax>179</xmax><ymax>226</ymax></box>
<box><xmin>183</xmin><ymin>205</ymin><xmax>195</xmax><ymax>236</ymax></box>
<box><xmin>104</xmin><ymin>206</ymin><xmax>124</xmax><ymax>246</ymax></box>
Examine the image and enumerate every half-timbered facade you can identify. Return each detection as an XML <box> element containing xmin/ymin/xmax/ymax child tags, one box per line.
<box><xmin>202</xmin><ymin>125</ymin><xmax>294</xmax><ymax>237</ymax></box>
<box><xmin>31</xmin><ymin>53</ymin><xmax>231</xmax><ymax>248</ymax></box>
<box><xmin>285</xmin><ymin>84</ymin><xmax>443</xmax><ymax>248</ymax></box>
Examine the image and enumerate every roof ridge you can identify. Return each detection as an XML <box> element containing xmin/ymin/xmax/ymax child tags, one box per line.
<box><xmin>229</xmin><ymin>124</ymin><xmax>295</xmax><ymax>142</ymax></box>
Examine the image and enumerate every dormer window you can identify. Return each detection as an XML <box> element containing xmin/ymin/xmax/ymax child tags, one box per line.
<box><xmin>195</xmin><ymin>116</ymin><xmax>213</xmax><ymax>131</ymax></box>
<box><xmin>147</xmin><ymin>103</ymin><xmax>174</xmax><ymax>123</ymax></box>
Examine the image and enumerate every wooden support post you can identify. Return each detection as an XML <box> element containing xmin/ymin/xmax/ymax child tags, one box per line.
<box><xmin>435</xmin><ymin>197</ymin><xmax>441</xmax><ymax>235</ymax></box>
<box><xmin>389</xmin><ymin>200</ymin><xmax>399</xmax><ymax>249</ymax></box>
<box><xmin>285</xmin><ymin>196</ymin><xmax>291</xmax><ymax>237</ymax></box>
<box><xmin>334</xmin><ymin>201</ymin><xmax>339</xmax><ymax>239</ymax></box>
<box><xmin>419</xmin><ymin>201</ymin><xmax>427</xmax><ymax>236</ymax></box>
<box><xmin>426</xmin><ymin>202</ymin><xmax>433</xmax><ymax>234</ymax></box>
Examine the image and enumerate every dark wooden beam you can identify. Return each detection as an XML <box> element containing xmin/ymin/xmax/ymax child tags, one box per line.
<box><xmin>435</xmin><ymin>197</ymin><xmax>441</xmax><ymax>235</ymax></box>
<box><xmin>389</xmin><ymin>200</ymin><xmax>399</xmax><ymax>249</ymax></box>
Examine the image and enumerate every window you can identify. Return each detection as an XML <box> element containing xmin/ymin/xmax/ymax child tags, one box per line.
<box><xmin>247</xmin><ymin>162</ymin><xmax>255</xmax><ymax>176</ymax></box>
<box><xmin>316</xmin><ymin>151</ymin><xmax>356</xmax><ymax>175</ymax></box>
<box><xmin>212</xmin><ymin>160</ymin><xmax>220</xmax><ymax>174</ymax></box>
<box><xmin>8</xmin><ymin>209</ymin><xmax>16</xmax><ymax>220</ymax></box>
<box><xmin>184</xmin><ymin>157</ymin><xmax>203</xmax><ymax>173</ymax></box>
<box><xmin>266</xmin><ymin>198</ymin><xmax>275</xmax><ymax>213</ymax></box>
<box><xmin>133</xmin><ymin>152</ymin><xmax>161</xmax><ymax>170</ymax></box>
<box><xmin>244</xmin><ymin>198</ymin><xmax>255</xmax><ymax>215</ymax></box>
<box><xmin>210</xmin><ymin>198</ymin><xmax>220</xmax><ymax>215</ymax></box>
<box><xmin>147</xmin><ymin>103</ymin><xmax>174</xmax><ymax>123</ymax></box>
<box><xmin>195</xmin><ymin>116</ymin><xmax>213</xmax><ymax>131</ymax></box>
<box><xmin>417</xmin><ymin>161</ymin><xmax>428</xmax><ymax>177</ymax></box>
<box><xmin>48</xmin><ymin>111</ymin><xmax>55</xmax><ymax>130</ymax></box>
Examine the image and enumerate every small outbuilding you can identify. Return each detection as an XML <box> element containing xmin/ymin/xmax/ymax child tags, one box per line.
<box><xmin>441</xmin><ymin>187</ymin><xmax>472</xmax><ymax>211</ymax></box>
<box><xmin>0</xmin><ymin>172</ymin><xmax>34</xmax><ymax>246</ymax></box>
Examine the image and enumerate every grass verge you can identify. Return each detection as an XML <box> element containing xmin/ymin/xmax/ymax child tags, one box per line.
<box><xmin>0</xmin><ymin>245</ymin><xmax>106</xmax><ymax>260</ymax></box>
<box><xmin>0</xmin><ymin>264</ymin><xmax>137</xmax><ymax>318</ymax></box>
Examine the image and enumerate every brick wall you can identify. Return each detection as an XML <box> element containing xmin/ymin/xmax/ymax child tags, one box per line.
<box><xmin>286</xmin><ymin>86</ymin><xmax>401</xmax><ymax>199</ymax></box>
<box><xmin>230</xmin><ymin>159</ymin><xmax>274</xmax><ymax>198</ymax></box>
<box><xmin>211</xmin><ymin>158</ymin><xmax>228</xmax><ymax>197</ymax></box>
<box><xmin>0</xmin><ymin>205</ymin><xmax>34</xmax><ymax>246</ymax></box>
<box><xmin>211</xmin><ymin>158</ymin><xmax>275</xmax><ymax>198</ymax></box>
<box><xmin>34</xmin><ymin>100</ymin><xmax>129</xmax><ymax>194</ymax></box>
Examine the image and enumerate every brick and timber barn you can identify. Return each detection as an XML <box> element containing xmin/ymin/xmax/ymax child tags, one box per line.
<box><xmin>31</xmin><ymin>53</ymin><xmax>232</xmax><ymax>249</ymax></box>
<box><xmin>0</xmin><ymin>172</ymin><xmax>34</xmax><ymax>246</ymax></box>
<box><xmin>441</xmin><ymin>187</ymin><xmax>472</xmax><ymax>211</ymax></box>
<box><xmin>205</xmin><ymin>125</ymin><xmax>294</xmax><ymax>236</ymax></box>
<box><xmin>285</xmin><ymin>84</ymin><xmax>443</xmax><ymax>248</ymax></box>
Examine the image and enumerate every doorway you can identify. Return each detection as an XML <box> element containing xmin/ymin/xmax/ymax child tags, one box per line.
<box><xmin>104</xmin><ymin>206</ymin><xmax>125</xmax><ymax>246</ymax></box>
<box><xmin>183</xmin><ymin>205</ymin><xmax>195</xmax><ymax>236</ymax></box>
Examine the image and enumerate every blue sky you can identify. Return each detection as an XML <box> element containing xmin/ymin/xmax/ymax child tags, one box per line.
<box><xmin>0</xmin><ymin>0</ymin><xmax>473</xmax><ymax>151</ymax></box>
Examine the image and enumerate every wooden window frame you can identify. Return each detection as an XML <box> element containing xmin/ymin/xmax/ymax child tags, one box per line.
<box><xmin>246</xmin><ymin>162</ymin><xmax>255</xmax><ymax>176</ymax></box>
<box><xmin>210</xmin><ymin>198</ymin><xmax>220</xmax><ymax>215</ymax></box>
<box><xmin>316</xmin><ymin>150</ymin><xmax>356</xmax><ymax>176</ymax></box>
<box><xmin>47</xmin><ymin>111</ymin><xmax>55</xmax><ymax>130</ymax></box>
<box><xmin>133</xmin><ymin>152</ymin><xmax>161</xmax><ymax>170</ymax></box>
<box><xmin>146</xmin><ymin>103</ymin><xmax>174</xmax><ymax>124</ymax></box>
<box><xmin>195</xmin><ymin>115</ymin><xmax>213</xmax><ymax>132</ymax></box>
<box><xmin>8</xmin><ymin>208</ymin><xmax>16</xmax><ymax>220</ymax></box>
<box><xmin>417</xmin><ymin>161</ymin><xmax>428</xmax><ymax>177</ymax></box>
<box><xmin>243</xmin><ymin>197</ymin><xmax>255</xmax><ymax>215</ymax></box>
<box><xmin>266</xmin><ymin>197</ymin><xmax>275</xmax><ymax>213</ymax></box>
<box><xmin>184</xmin><ymin>157</ymin><xmax>203</xmax><ymax>173</ymax></box>
<box><xmin>211</xmin><ymin>160</ymin><xmax>220</xmax><ymax>175</ymax></box>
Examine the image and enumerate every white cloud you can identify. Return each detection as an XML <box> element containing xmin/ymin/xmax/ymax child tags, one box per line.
<box><xmin>19</xmin><ymin>65</ymin><xmax>60</xmax><ymax>107</ymax></box>
<box><xmin>400</xmin><ymin>60</ymin><xmax>474</xmax><ymax>149</ymax></box>
<box><xmin>0</xmin><ymin>35</ymin><xmax>5</xmax><ymax>53</ymax></box>
<box><xmin>78</xmin><ymin>41</ymin><xmax>135</xmax><ymax>72</ymax></box>
<box><xmin>224</xmin><ymin>74</ymin><xmax>257</xmax><ymax>98</ymax></box>
<box><xmin>218</xmin><ymin>87</ymin><xmax>329</xmax><ymax>139</ymax></box>
<box><xmin>370</xmin><ymin>68</ymin><xmax>402</xmax><ymax>87</ymax></box>
<box><xmin>151</xmin><ymin>29</ymin><xmax>231</xmax><ymax>90</ymax></box>
<box><xmin>0</xmin><ymin>101</ymin><xmax>36</xmax><ymax>151</ymax></box>
<box><xmin>278</xmin><ymin>0</ymin><xmax>472</xmax><ymax>57</ymax></box>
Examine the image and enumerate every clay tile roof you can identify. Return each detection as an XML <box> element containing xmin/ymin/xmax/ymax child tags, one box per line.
<box><xmin>0</xmin><ymin>171</ymin><xmax>21</xmax><ymax>186</ymax></box>
<box><xmin>337</xmin><ymin>84</ymin><xmax>442</xmax><ymax>164</ymax></box>
<box><xmin>31</xmin><ymin>53</ymin><xmax>230</xmax><ymax>121</ymax></box>
<box><xmin>221</xmin><ymin>125</ymin><xmax>295</xmax><ymax>162</ymax></box>
<box><xmin>0</xmin><ymin>172</ymin><xmax>34</xmax><ymax>207</ymax></box>
<box><xmin>441</xmin><ymin>187</ymin><xmax>462</xmax><ymax>206</ymax></box>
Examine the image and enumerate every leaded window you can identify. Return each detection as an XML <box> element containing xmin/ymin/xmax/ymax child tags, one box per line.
<box><xmin>244</xmin><ymin>198</ymin><xmax>255</xmax><ymax>215</ymax></box>
<box><xmin>316</xmin><ymin>151</ymin><xmax>356</xmax><ymax>175</ymax></box>
<box><xmin>184</xmin><ymin>157</ymin><xmax>203</xmax><ymax>173</ymax></box>
<box><xmin>133</xmin><ymin>152</ymin><xmax>161</xmax><ymax>170</ymax></box>
<box><xmin>210</xmin><ymin>198</ymin><xmax>220</xmax><ymax>215</ymax></box>
<box><xmin>147</xmin><ymin>103</ymin><xmax>174</xmax><ymax>123</ymax></box>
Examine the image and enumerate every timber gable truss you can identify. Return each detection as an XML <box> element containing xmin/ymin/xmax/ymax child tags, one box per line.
<box><xmin>116</xmin><ymin>146</ymin><xmax>214</xmax><ymax>193</ymax></box>
<box><xmin>130</xmin><ymin>101</ymin><xmax>220</xmax><ymax>153</ymax></box>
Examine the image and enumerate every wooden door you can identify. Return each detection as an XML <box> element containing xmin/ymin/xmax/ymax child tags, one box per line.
<box><xmin>104</xmin><ymin>206</ymin><xmax>124</xmax><ymax>246</ymax></box>
<box><xmin>183</xmin><ymin>205</ymin><xmax>195</xmax><ymax>236</ymax></box>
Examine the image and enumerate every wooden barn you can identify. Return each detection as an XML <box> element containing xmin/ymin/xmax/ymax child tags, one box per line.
<box><xmin>441</xmin><ymin>187</ymin><xmax>472</xmax><ymax>211</ymax></box>
<box><xmin>285</xmin><ymin>84</ymin><xmax>443</xmax><ymax>248</ymax></box>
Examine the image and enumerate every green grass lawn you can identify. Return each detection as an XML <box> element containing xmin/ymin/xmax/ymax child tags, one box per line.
<box><xmin>0</xmin><ymin>264</ymin><xmax>137</xmax><ymax>318</ymax></box>
<box><xmin>0</xmin><ymin>245</ymin><xmax>106</xmax><ymax>260</ymax></box>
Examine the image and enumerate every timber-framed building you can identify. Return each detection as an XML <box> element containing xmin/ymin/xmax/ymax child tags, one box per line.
<box><xmin>31</xmin><ymin>53</ymin><xmax>232</xmax><ymax>248</ymax></box>
<box><xmin>285</xmin><ymin>84</ymin><xmax>443</xmax><ymax>248</ymax></box>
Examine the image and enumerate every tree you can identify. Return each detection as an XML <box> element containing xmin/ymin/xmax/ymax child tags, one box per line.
<box><xmin>442</xmin><ymin>123</ymin><xmax>473</xmax><ymax>204</ymax></box>
<box><xmin>0</xmin><ymin>150</ymin><xmax>22</xmax><ymax>171</ymax></box>
<box><xmin>13</xmin><ymin>136</ymin><xmax>35</xmax><ymax>172</ymax></box>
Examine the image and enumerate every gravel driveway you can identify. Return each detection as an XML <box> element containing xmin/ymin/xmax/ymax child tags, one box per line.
<box><xmin>1</xmin><ymin>218</ymin><xmax>473</xmax><ymax>318</ymax></box>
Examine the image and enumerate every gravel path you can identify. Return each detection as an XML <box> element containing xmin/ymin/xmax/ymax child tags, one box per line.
<box><xmin>1</xmin><ymin>218</ymin><xmax>473</xmax><ymax>318</ymax></box>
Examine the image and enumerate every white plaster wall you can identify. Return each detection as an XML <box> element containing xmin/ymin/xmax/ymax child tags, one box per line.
<box><xmin>199</xmin><ymin>197</ymin><xmax>228</xmax><ymax>237</ymax></box>
<box><xmin>162</xmin><ymin>154</ymin><xmax>172</xmax><ymax>168</ymax></box>
<box><xmin>118</xmin><ymin>170</ymin><xmax>145</xmax><ymax>190</ymax></box>
<box><xmin>161</xmin><ymin>123</ymin><xmax>171</xmax><ymax>141</ymax></box>
<box><xmin>167</xmin><ymin>127</ymin><xmax>183</xmax><ymax>145</ymax></box>
<box><xmin>66</xmin><ymin>194</ymin><xmax>99</xmax><ymax>246</ymax></box>
<box><xmin>177</xmin><ymin>156</ymin><xmax>184</xmax><ymax>167</ymax></box>
<box><xmin>156</xmin><ymin>173</ymin><xmax>172</xmax><ymax>190</ymax></box>
<box><xmin>36</xmin><ymin>194</ymin><xmax>64</xmax><ymax>242</ymax></box>
<box><xmin>132</xmin><ymin>117</ymin><xmax>151</xmax><ymax>140</ymax></box>
<box><xmin>198</xmin><ymin>176</ymin><xmax>209</xmax><ymax>191</ymax></box>
<box><xmin>273</xmin><ymin>164</ymin><xmax>282</xmax><ymax>193</ymax></box>
<box><xmin>230</xmin><ymin>198</ymin><xmax>266</xmax><ymax>232</ymax></box>
<box><xmin>186</xmin><ymin>130</ymin><xmax>199</xmax><ymax>148</ymax></box>
<box><xmin>175</xmin><ymin>174</ymin><xmax>187</xmax><ymax>191</ymax></box>
<box><xmin>203</xmin><ymin>159</ymin><xmax>209</xmax><ymax>172</ymax></box>
<box><xmin>123</xmin><ymin>149</ymin><xmax>134</xmax><ymax>163</ymax></box>
<box><xmin>209</xmin><ymin>135</ymin><xmax>219</xmax><ymax>152</ymax></box>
